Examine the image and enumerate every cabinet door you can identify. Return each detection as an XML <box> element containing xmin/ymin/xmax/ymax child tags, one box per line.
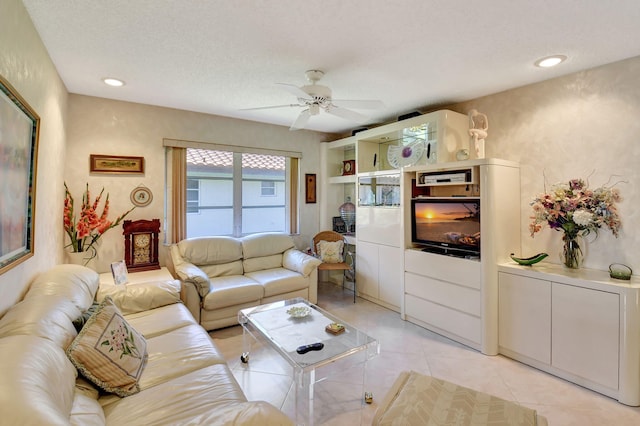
<box><xmin>552</xmin><ymin>283</ymin><xmax>619</xmax><ymax>390</ymax></box>
<box><xmin>378</xmin><ymin>245</ymin><xmax>402</xmax><ymax>308</ymax></box>
<box><xmin>498</xmin><ymin>272</ymin><xmax>551</xmax><ymax>363</ymax></box>
<box><xmin>355</xmin><ymin>241</ymin><xmax>379</xmax><ymax>299</ymax></box>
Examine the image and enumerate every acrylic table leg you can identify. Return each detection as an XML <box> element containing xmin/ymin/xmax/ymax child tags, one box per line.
<box><xmin>240</xmin><ymin>324</ymin><xmax>252</xmax><ymax>364</ymax></box>
<box><xmin>295</xmin><ymin>368</ymin><xmax>315</xmax><ymax>426</ymax></box>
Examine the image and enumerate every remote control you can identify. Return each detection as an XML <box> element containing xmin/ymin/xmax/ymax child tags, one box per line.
<box><xmin>296</xmin><ymin>342</ymin><xmax>324</xmax><ymax>354</ymax></box>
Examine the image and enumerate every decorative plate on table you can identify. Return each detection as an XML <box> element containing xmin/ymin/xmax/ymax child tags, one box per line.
<box><xmin>287</xmin><ymin>306</ymin><xmax>312</xmax><ymax>318</ymax></box>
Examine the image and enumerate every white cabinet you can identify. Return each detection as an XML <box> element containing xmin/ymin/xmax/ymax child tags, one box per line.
<box><xmin>552</xmin><ymin>283</ymin><xmax>619</xmax><ymax>391</ymax></box>
<box><xmin>498</xmin><ymin>263</ymin><xmax>640</xmax><ymax>406</ymax></box>
<box><xmin>498</xmin><ymin>272</ymin><xmax>551</xmax><ymax>364</ymax></box>
<box><xmin>356</xmin><ymin>240</ymin><xmax>402</xmax><ymax>311</ymax></box>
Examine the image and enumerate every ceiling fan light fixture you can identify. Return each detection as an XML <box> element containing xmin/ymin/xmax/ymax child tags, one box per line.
<box><xmin>309</xmin><ymin>104</ymin><xmax>320</xmax><ymax>115</ymax></box>
<box><xmin>534</xmin><ymin>55</ymin><xmax>567</xmax><ymax>68</ymax></box>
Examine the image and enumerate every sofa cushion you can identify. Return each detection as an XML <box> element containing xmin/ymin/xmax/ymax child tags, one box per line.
<box><xmin>243</xmin><ymin>253</ymin><xmax>283</xmax><ymax>273</ymax></box>
<box><xmin>70</xmin><ymin>378</ymin><xmax>105</xmax><ymax>426</ymax></box>
<box><xmin>102</xmin><ymin>364</ymin><xmax>292</xmax><ymax>425</ymax></box>
<box><xmin>96</xmin><ymin>279</ymin><xmax>181</xmax><ymax>315</ymax></box>
<box><xmin>200</xmin><ymin>259</ymin><xmax>244</xmax><ymax>278</ymax></box>
<box><xmin>135</xmin><ymin>323</ymin><xmax>227</xmax><ymax>390</ymax></box>
<box><xmin>124</xmin><ymin>303</ymin><xmax>196</xmax><ymax>338</ymax></box>
<box><xmin>178</xmin><ymin>236</ymin><xmax>243</xmax><ymax>265</ymax></box>
<box><xmin>0</xmin><ymin>335</ymin><xmax>77</xmax><ymax>426</ymax></box>
<box><xmin>245</xmin><ymin>268</ymin><xmax>309</xmax><ymax>298</ymax></box>
<box><xmin>202</xmin><ymin>275</ymin><xmax>264</xmax><ymax>310</ymax></box>
<box><xmin>66</xmin><ymin>296</ymin><xmax>148</xmax><ymax>397</ymax></box>
<box><xmin>241</xmin><ymin>232</ymin><xmax>295</xmax><ymax>259</ymax></box>
<box><xmin>317</xmin><ymin>240</ymin><xmax>344</xmax><ymax>263</ymax></box>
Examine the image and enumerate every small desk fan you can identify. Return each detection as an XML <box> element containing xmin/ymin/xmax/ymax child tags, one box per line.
<box><xmin>387</xmin><ymin>139</ymin><xmax>425</xmax><ymax>169</ymax></box>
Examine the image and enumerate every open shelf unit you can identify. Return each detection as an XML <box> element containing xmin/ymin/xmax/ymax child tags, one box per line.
<box><xmin>320</xmin><ymin>110</ymin><xmax>470</xmax><ymax>313</ymax></box>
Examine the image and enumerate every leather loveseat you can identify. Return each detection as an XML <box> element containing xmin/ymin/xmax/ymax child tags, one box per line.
<box><xmin>0</xmin><ymin>264</ymin><xmax>292</xmax><ymax>425</ymax></box>
<box><xmin>168</xmin><ymin>232</ymin><xmax>322</xmax><ymax>330</ymax></box>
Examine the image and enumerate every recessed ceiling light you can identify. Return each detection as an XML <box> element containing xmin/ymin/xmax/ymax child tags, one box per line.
<box><xmin>534</xmin><ymin>55</ymin><xmax>567</xmax><ymax>68</ymax></box>
<box><xmin>103</xmin><ymin>77</ymin><xmax>125</xmax><ymax>87</ymax></box>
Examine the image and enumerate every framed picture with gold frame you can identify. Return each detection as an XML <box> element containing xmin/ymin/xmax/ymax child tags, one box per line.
<box><xmin>305</xmin><ymin>173</ymin><xmax>316</xmax><ymax>204</ymax></box>
<box><xmin>0</xmin><ymin>75</ymin><xmax>40</xmax><ymax>275</ymax></box>
<box><xmin>90</xmin><ymin>154</ymin><xmax>144</xmax><ymax>174</ymax></box>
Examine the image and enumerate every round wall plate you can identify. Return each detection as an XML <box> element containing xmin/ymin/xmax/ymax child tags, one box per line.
<box><xmin>130</xmin><ymin>186</ymin><xmax>153</xmax><ymax>207</ymax></box>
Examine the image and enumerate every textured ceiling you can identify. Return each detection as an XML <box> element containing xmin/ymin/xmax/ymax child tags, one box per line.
<box><xmin>22</xmin><ymin>0</ymin><xmax>640</xmax><ymax>134</ymax></box>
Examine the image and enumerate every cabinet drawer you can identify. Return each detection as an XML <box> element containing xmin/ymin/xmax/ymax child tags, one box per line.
<box><xmin>405</xmin><ymin>294</ymin><xmax>481</xmax><ymax>344</ymax></box>
<box><xmin>405</xmin><ymin>272</ymin><xmax>480</xmax><ymax>317</ymax></box>
<box><xmin>405</xmin><ymin>249</ymin><xmax>481</xmax><ymax>289</ymax></box>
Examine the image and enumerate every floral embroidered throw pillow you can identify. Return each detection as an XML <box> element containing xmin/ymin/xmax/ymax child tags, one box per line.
<box><xmin>66</xmin><ymin>296</ymin><xmax>148</xmax><ymax>397</ymax></box>
<box><xmin>318</xmin><ymin>240</ymin><xmax>344</xmax><ymax>263</ymax></box>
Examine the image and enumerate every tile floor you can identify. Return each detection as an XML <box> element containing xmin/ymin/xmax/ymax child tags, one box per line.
<box><xmin>210</xmin><ymin>283</ymin><xmax>640</xmax><ymax>425</ymax></box>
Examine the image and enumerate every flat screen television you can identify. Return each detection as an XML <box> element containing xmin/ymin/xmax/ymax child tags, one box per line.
<box><xmin>411</xmin><ymin>198</ymin><xmax>481</xmax><ymax>257</ymax></box>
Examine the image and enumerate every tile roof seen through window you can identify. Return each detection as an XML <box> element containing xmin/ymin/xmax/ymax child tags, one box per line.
<box><xmin>187</xmin><ymin>148</ymin><xmax>285</xmax><ymax>170</ymax></box>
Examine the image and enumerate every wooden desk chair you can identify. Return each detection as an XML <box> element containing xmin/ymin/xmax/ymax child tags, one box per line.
<box><xmin>312</xmin><ymin>230</ymin><xmax>356</xmax><ymax>303</ymax></box>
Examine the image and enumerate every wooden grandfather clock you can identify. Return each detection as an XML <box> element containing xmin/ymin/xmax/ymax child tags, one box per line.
<box><xmin>123</xmin><ymin>219</ymin><xmax>161</xmax><ymax>272</ymax></box>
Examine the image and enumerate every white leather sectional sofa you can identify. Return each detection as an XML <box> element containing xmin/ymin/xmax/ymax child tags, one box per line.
<box><xmin>169</xmin><ymin>232</ymin><xmax>322</xmax><ymax>330</ymax></box>
<box><xmin>0</xmin><ymin>264</ymin><xmax>292</xmax><ymax>425</ymax></box>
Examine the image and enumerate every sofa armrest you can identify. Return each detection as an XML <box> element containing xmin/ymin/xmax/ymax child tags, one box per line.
<box><xmin>283</xmin><ymin>248</ymin><xmax>322</xmax><ymax>277</ymax></box>
<box><xmin>169</xmin><ymin>244</ymin><xmax>211</xmax><ymax>298</ymax></box>
<box><xmin>173</xmin><ymin>262</ymin><xmax>211</xmax><ymax>297</ymax></box>
<box><xmin>180</xmin><ymin>281</ymin><xmax>201</xmax><ymax>323</ymax></box>
<box><xmin>97</xmin><ymin>280</ymin><xmax>181</xmax><ymax>315</ymax></box>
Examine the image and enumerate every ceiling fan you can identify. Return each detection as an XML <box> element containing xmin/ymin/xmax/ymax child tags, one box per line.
<box><xmin>242</xmin><ymin>70</ymin><xmax>384</xmax><ymax>130</ymax></box>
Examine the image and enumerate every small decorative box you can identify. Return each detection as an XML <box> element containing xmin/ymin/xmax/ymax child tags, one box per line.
<box><xmin>325</xmin><ymin>322</ymin><xmax>345</xmax><ymax>335</ymax></box>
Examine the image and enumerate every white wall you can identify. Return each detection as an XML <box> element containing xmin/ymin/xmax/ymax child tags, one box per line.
<box><xmin>0</xmin><ymin>0</ymin><xmax>68</xmax><ymax>316</ymax></box>
<box><xmin>64</xmin><ymin>95</ymin><xmax>335</xmax><ymax>273</ymax></box>
<box><xmin>450</xmin><ymin>56</ymin><xmax>640</xmax><ymax>272</ymax></box>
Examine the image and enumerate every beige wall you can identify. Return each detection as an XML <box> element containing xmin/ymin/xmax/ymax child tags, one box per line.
<box><xmin>449</xmin><ymin>56</ymin><xmax>640</xmax><ymax>273</ymax></box>
<box><xmin>65</xmin><ymin>95</ymin><xmax>335</xmax><ymax>273</ymax></box>
<box><xmin>0</xmin><ymin>0</ymin><xmax>68</xmax><ymax>315</ymax></box>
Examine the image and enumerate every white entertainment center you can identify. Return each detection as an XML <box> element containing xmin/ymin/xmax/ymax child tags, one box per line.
<box><xmin>320</xmin><ymin>109</ymin><xmax>639</xmax><ymax>406</ymax></box>
<box><xmin>402</xmin><ymin>159</ymin><xmax>521</xmax><ymax>355</ymax></box>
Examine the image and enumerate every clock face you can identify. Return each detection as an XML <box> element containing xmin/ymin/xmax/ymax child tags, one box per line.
<box><xmin>134</xmin><ymin>233</ymin><xmax>150</xmax><ymax>248</ymax></box>
<box><xmin>344</xmin><ymin>161</ymin><xmax>352</xmax><ymax>172</ymax></box>
<box><xmin>133</xmin><ymin>233</ymin><xmax>151</xmax><ymax>264</ymax></box>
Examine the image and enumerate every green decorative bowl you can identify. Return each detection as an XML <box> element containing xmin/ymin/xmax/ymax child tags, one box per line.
<box><xmin>510</xmin><ymin>253</ymin><xmax>548</xmax><ymax>266</ymax></box>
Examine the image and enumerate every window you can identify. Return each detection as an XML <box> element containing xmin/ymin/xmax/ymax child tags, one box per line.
<box><xmin>186</xmin><ymin>179</ymin><xmax>200</xmax><ymax>213</ymax></box>
<box><xmin>185</xmin><ymin>148</ymin><xmax>293</xmax><ymax>238</ymax></box>
<box><xmin>261</xmin><ymin>181</ymin><xmax>276</xmax><ymax>196</ymax></box>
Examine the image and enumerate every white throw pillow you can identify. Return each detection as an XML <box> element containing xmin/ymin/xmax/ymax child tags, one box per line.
<box><xmin>318</xmin><ymin>240</ymin><xmax>344</xmax><ymax>263</ymax></box>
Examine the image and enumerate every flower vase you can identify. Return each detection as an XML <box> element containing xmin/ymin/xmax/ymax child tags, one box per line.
<box><xmin>561</xmin><ymin>233</ymin><xmax>584</xmax><ymax>269</ymax></box>
<box><xmin>66</xmin><ymin>251</ymin><xmax>91</xmax><ymax>267</ymax></box>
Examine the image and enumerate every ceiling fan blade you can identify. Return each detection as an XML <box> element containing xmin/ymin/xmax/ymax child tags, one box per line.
<box><xmin>240</xmin><ymin>104</ymin><xmax>302</xmax><ymax>111</ymax></box>
<box><xmin>325</xmin><ymin>105</ymin><xmax>369</xmax><ymax>123</ymax></box>
<box><xmin>276</xmin><ymin>83</ymin><xmax>312</xmax><ymax>100</ymax></box>
<box><xmin>331</xmin><ymin>99</ymin><xmax>385</xmax><ymax>109</ymax></box>
<box><xmin>290</xmin><ymin>109</ymin><xmax>311</xmax><ymax>131</ymax></box>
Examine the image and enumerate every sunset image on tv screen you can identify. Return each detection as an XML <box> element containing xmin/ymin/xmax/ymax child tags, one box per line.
<box><xmin>413</xmin><ymin>202</ymin><xmax>480</xmax><ymax>247</ymax></box>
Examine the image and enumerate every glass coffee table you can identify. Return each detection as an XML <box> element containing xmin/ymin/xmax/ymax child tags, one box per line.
<box><xmin>238</xmin><ymin>298</ymin><xmax>379</xmax><ymax>425</ymax></box>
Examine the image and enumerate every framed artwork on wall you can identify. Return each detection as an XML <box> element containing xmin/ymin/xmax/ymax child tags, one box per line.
<box><xmin>90</xmin><ymin>154</ymin><xmax>144</xmax><ymax>174</ymax></box>
<box><xmin>0</xmin><ymin>75</ymin><xmax>40</xmax><ymax>275</ymax></box>
<box><xmin>305</xmin><ymin>173</ymin><xmax>316</xmax><ymax>204</ymax></box>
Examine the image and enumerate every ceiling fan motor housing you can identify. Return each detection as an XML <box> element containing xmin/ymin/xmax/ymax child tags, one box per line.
<box><xmin>300</xmin><ymin>84</ymin><xmax>332</xmax><ymax>106</ymax></box>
